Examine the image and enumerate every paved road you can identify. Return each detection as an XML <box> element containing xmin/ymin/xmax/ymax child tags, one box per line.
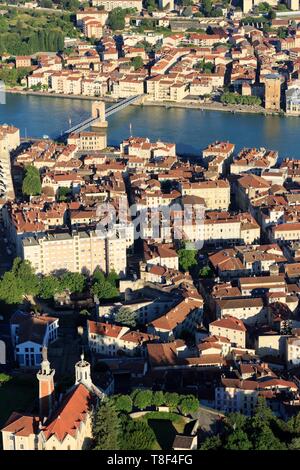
<box><xmin>192</xmin><ymin>405</ymin><xmax>224</xmax><ymax>435</ymax></box>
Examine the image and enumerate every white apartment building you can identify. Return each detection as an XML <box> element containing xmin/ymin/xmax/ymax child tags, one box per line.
<box><xmin>88</xmin><ymin>321</ymin><xmax>157</xmax><ymax>357</ymax></box>
<box><xmin>0</xmin><ymin>125</ymin><xmax>20</xmax><ymax>200</ymax></box>
<box><xmin>10</xmin><ymin>311</ymin><xmax>59</xmax><ymax>368</ymax></box>
<box><xmin>286</xmin><ymin>335</ymin><xmax>300</xmax><ymax>369</ymax></box>
<box><xmin>215</xmin><ymin>378</ymin><xmax>259</xmax><ymax>415</ymax></box>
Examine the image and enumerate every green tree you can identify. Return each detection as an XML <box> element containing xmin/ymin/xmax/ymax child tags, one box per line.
<box><xmin>131</xmin><ymin>55</ymin><xmax>144</xmax><ymax>70</ymax></box>
<box><xmin>152</xmin><ymin>391</ymin><xmax>165</xmax><ymax>408</ymax></box>
<box><xmin>289</xmin><ymin>437</ymin><xmax>300</xmax><ymax>450</ymax></box>
<box><xmin>57</xmin><ymin>186</ymin><xmax>72</xmax><ymax>202</ymax></box>
<box><xmin>202</xmin><ymin>0</ymin><xmax>212</xmax><ymax>16</ymax></box>
<box><xmin>107</xmin><ymin>8</ymin><xmax>126</xmax><ymax>31</ymax></box>
<box><xmin>225</xmin><ymin>429</ymin><xmax>252</xmax><ymax>450</ymax></box>
<box><xmin>60</xmin><ymin>272</ymin><xmax>86</xmax><ymax>293</ymax></box>
<box><xmin>0</xmin><ymin>271</ymin><xmax>23</xmax><ymax>304</ymax></box>
<box><xmin>178</xmin><ymin>246</ymin><xmax>197</xmax><ymax>272</ymax></box>
<box><xmin>164</xmin><ymin>392</ymin><xmax>180</xmax><ymax>410</ymax></box>
<box><xmin>93</xmin><ymin>399</ymin><xmax>120</xmax><ymax>450</ymax></box>
<box><xmin>119</xmin><ymin>416</ymin><xmax>156</xmax><ymax>450</ymax></box>
<box><xmin>22</xmin><ymin>165</ymin><xmax>41</xmax><ymax>197</ymax></box>
<box><xmin>12</xmin><ymin>258</ymin><xmax>39</xmax><ymax>296</ymax></box>
<box><xmin>199</xmin><ymin>265</ymin><xmax>213</xmax><ymax>278</ymax></box>
<box><xmin>115</xmin><ymin>307</ymin><xmax>137</xmax><ymax>328</ymax></box>
<box><xmin>225</xmin><ymin>412</ymin><xmax>248</xmax><ymax>431</ymax></box>
<box><xmin>106</xmin><ymin>270</ymin><xmax>119</xmax><ymax>287</ymax></box>
<box><xmin>252</xmin><ymin>424</ymin><xmax>286</xmax><ymax>450</ymax></box>
<box><xmin>38</xmin><ymin>275</ymin><xmax>63</xmax><ymax>299</ymax></box>
<box><xmin>179</xmin><ymin>395</ymin><xmax>199</xmax><ymax>416</ymax></box>
<box><xmin>288</xmin><ymin>412</ymin><xmax>300</xmax><ymax>434</ymax></box>
<box><xmin>133</xmin><ymin>390</ymin><xmax>153</xmax><ymax>410</ymax></box>
<box><xmin>145</xmin><ymin>0</ymin><xmax>156</xmax><ymax>13</ymax></box>
<box><xmin>91</xmin><ymin>277</ymin><xmax>119</xmax><ymax>301</ymax></box>
<box><xmin>200</xmin><ymin>435</ymin><xmax>222</xmax><ymax>450</ymax></box>
<box><xmin>114</xmin><ymin>394</ymin><xmax>133</xmax><ymax>413</ymax></box>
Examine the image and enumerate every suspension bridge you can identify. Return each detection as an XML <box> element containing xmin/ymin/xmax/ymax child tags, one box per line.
<box><xmin>63</xmin><ymin>94</ymin><xmax>143</xmax><ymax>136</ymax></box>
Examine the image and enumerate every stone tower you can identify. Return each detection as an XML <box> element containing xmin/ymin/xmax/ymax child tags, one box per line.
<box><xmin>36</xmin><ymin>347</ymin><xmax>55</xmax><ymax>418</ymax></box>
<box><xmin>75</xmin><ymin>353</ymin><xmax>92</xmax><ymax>390</ymax></box>
<box><xmin>264</xmin><ymin>74</ymin><xmax>281</xmax><ymax>112</ymax></box>
<box><xmin>90</xmin><ymin>101</ymin><xmax>108</xmax><ymax>149</ymax></box>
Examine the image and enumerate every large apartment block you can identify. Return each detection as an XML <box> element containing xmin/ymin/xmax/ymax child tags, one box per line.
<box><xmin>21</xmin><ymin>229</ymin><xmax>127</xmax><ymax>277</ymax></box>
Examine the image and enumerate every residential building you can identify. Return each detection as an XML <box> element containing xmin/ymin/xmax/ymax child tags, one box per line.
<box><xmin>10</xmin><ymin>311</ymin><xmax>59</xmax><ymax>368</ymax></box>
<box><xmin>21</xmin><ymin>228</ymin><xmax>128</xmax><ymax>277</ymax></box>
<box><xmin>209</xmin><ymin>316</ymin><xmax>247</xmax><ymax>347</ymax></box>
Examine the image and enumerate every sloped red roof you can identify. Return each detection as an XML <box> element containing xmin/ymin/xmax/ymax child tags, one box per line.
<box><xmin>43</xmin><ymin>384</ymin><xmax>92</xmax><ymax>442</ymax></box>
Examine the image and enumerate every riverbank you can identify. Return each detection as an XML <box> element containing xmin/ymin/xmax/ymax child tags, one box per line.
<box><xmin>139</xmin><ymin>99</ymin><xmax>277</xmax><ymax>116</ymax></box>
<box><xmin>6</xmin><ymin>88</ymin><xmax>289</xmax><ymax>117</ymax></box>
<box><xmin>5</xmin><ymin>88</ymin><xmax>118</xmax><ymax>103</ymax></box>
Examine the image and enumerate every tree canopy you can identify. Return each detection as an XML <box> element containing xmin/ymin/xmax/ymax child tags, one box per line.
<box><xmin>115</xmin><ymin>307</ymin><xmax>137</xmax><ymax>328</ymax></box>
<box><xmin>93</xmin><ymin>399</ymin><xmax>120</xmax><ymax>450</ymax></box>
<box><xmin>0</xmin><ymin>258</ymin><xmax>39</xmax><ymax>304</ymax></box>
<box><xmin>91</xmin><ymin>269</ymin><xmax>119</xmax><ymax>301</ymax></box>
<box><xmin>22</xmin><ymin>165</ymin><xmax>41</xmax><ymax>197</ymax></box>
<box><xmin>107</xmin><ymin>8</ymin><xmax>126</xmax><ymax>31</ymax></box>
<box><xmin>178</xmin><ymin>246</ymin><xmax>198</xmax><ymax>272</ymax></box>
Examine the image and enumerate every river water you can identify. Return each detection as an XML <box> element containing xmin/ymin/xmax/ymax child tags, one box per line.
<box><xmin>1</xmin><ymin>93</ymin><xmax>300</xmax><ymax>160</ymax></box>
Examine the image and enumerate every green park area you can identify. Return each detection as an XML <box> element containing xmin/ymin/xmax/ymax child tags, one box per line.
<box><xmin>0</xmin><ymin>374</ymin><xmax>37</xmax><ymax>429</ymax></box>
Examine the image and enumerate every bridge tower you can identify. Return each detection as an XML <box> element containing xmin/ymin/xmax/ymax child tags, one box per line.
<box><xmin>90</xmin><ymin>101</ymin><xmax>108</xmax><ymax>149</ymax></box>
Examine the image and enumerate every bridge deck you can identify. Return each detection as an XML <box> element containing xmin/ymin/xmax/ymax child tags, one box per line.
<box><xmin>64</xmin><ymin>94</ymin><xmax>143</xmax><ymax>135</ymax></box>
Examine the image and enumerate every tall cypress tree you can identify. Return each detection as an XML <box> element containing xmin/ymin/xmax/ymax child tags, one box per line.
<box><xmin>93</xmin><ymin>399</ymin><xmax>120</xmax><ymax>450</ymax></box>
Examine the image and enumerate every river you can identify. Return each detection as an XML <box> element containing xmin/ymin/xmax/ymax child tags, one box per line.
<box><xmin>1</xmin><ymin>93</ymin><xmax>300</xmax><ymax>160</ymax></box>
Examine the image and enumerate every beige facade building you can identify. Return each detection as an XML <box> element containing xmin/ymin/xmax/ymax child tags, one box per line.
<box><xmin>68</xmin><ymin>131</ymin><xmax>107</xmax><ymax>151</ymax></box>
<box><xmin>215</xmin><ymin>298</ymin><xmax>267</xmax><ymax>325</ymax></box>
<box><xmin>112</xmin><ymin>76</ymin><xmax>145</xmax><ymax>98</ymax></box>
<box><xmin>146</xmin><ymin>77</ymin><xmax>188</xmax><ymax>102</ymax></box>
<box><xmin>22</xmin><ymin>228</ymin><xmax>127</xmax><ymax>277</ymax></box>
<box><xmin>263</xmin><ymin>74</ymin><xmax>281</xmax><ymax>111</ymax></box>
<box><xmin>82</xmin><ymin>18</ymin><xmax>103</xmax><ymax>39</ymax></box>
<box><xmin>179</xmin><ymin>180</ymin><xmax>230</xmax><ymax>210</ymax></box>
<box><xmin>91</xmin><ymin>0</ymin><xmax>142</xmax><ymax>11</ymax></box>
<box><xmin>209</xmin><ymin>316</ymin><xmax>246</xmax><ymax>348</ymax></box>
<box><xmin>272</xmin><ymin>223</ymin><xmax>300</xmax><ymax>242</ymax></box>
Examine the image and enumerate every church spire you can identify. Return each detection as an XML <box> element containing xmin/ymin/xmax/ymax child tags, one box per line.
<box><xmin>37</xmin><ymin>346</ymin><xmax>55</xmax><ymax>418</ymax></box>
